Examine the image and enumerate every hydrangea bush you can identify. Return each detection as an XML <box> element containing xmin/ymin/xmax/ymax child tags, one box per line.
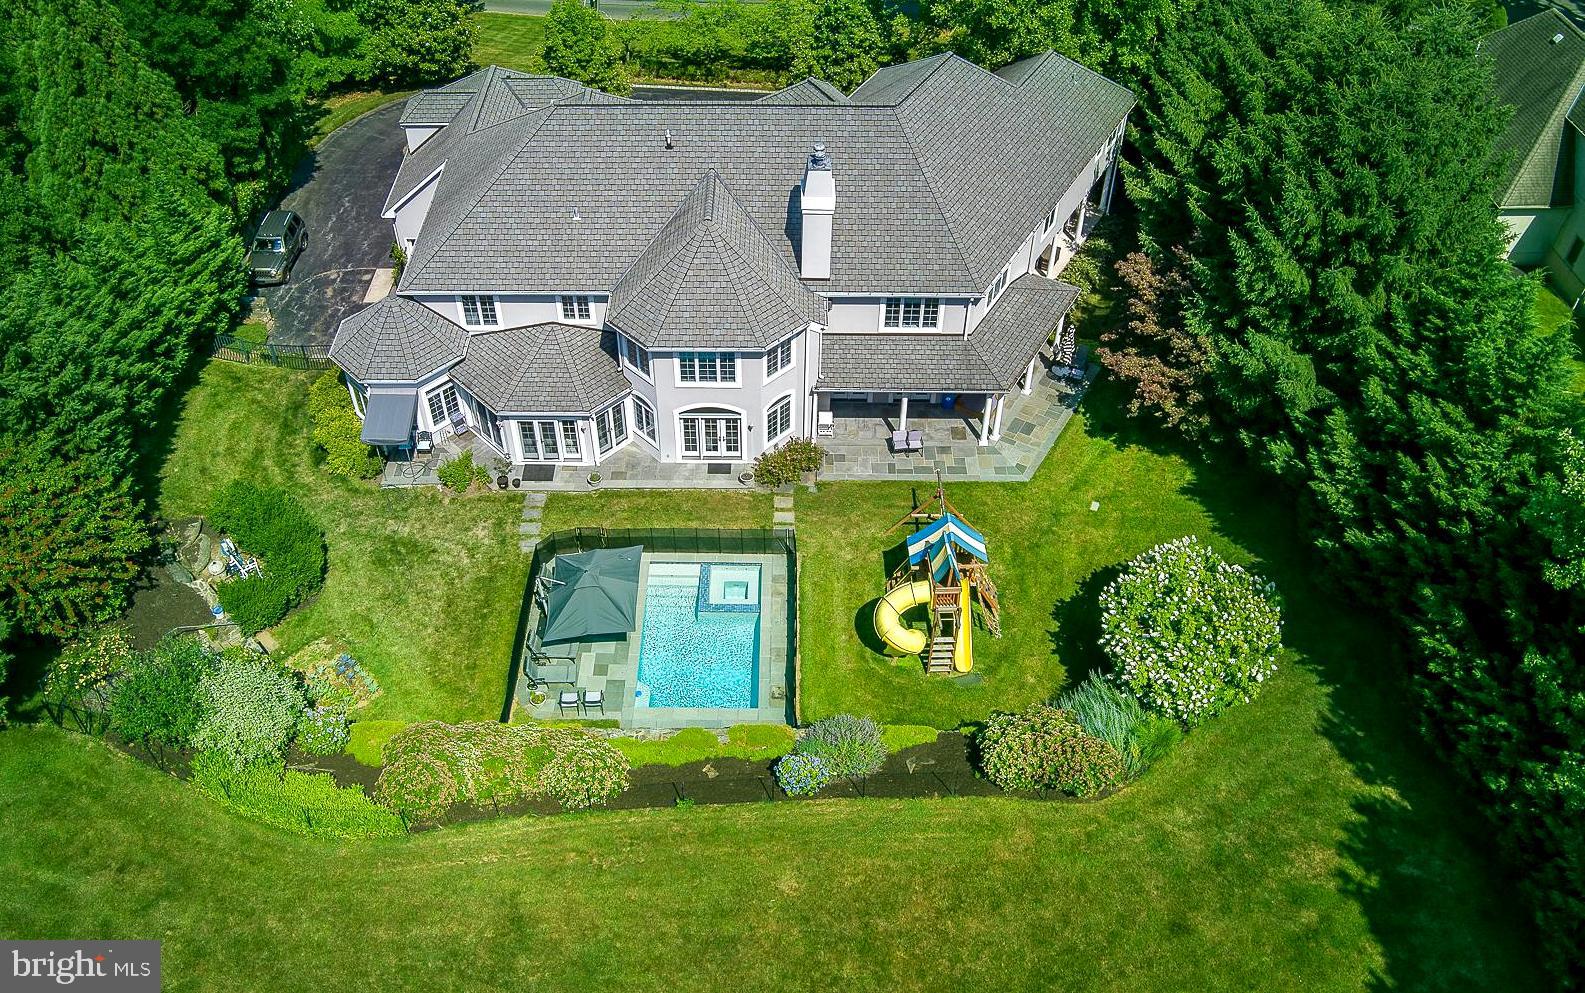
<box><xmin>538</xmin><ymin>733</ymin><xmax>630</xmax><ymax>810</ymax></box>
<box><xmin>1099</xmin><ymin>535</ymin><xmax>1282</xmax><ymax>726</ymax></box>
<box><xmin>774</xmin><ymin>752</ymin><xmax>832</xmax><ymax>797</ymax></box>
<box><xmin>976</xmin><ymin>705</ymin><xmax>1124</xmax><ymax>797</ymax></box>
<box><xmin>295</xmin><ymin>703</ymin><xmax>352</xmax><ymax>756</ymax></box>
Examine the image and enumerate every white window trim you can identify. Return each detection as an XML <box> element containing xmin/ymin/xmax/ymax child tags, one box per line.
<box><xmin>621</xmin><ymin>335</ymin><xmax>654</xmax><ymax>383</ymax></box>
<box><xmin>460</xmin><ymin>294</ymin><xmax>499</xmax><ymax>328</ymax></box>
<box><xmin>674</xmin><ymin>402</ymin><xmax>748</xmax><ymax>460</ymax></box>
<box><xmin>674</xmin><ymin>351</ymin><xmax>739</xmax><ymax>388</ymax></box>
<box><xmin>763</xmin><ymin>337</ymin><xmax>796</xmax><ymax>384</ymax></box>
<box><xmin>882</xmin><ymin>297</ymin><xmax>942</xmax><ymax>331</ymax></box>
<box><xmin>631</xmin><ymin>395</ymin><xmax>659</xmax><ymax>447</ymax></box>
<box><xmin>593</xmin><ymin>400</ymin><xmax>630</xmax><ymax>457</ymax></box>
<box><xmin>764</xmin><ymin>391</ymin><xmax>795</xmax><ymax>446</ymax></box>
<box><xmin>559</xmin><ymin>294</ymin><xmax>593</xmax><ymax>324</ymax></box>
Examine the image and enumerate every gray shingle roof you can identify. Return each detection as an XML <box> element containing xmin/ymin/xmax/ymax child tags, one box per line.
<box><xmin>607</xmin><ymin>171</ymin><xmax>830</xmax><ymax>349</ymax></box>
<box><xmin>449</xmin><ymin>323</ymin><xmax>630</xmax><ymax>414</ymax></box>
<box><xmin>396</xmin><ymin>52</ymin><xmax>1134</xmax><ymax>297</ymax></box>
<box><xmin>329</xmin><ymin>295</ymin><xmax>468</xmax><ymax>381</ymax></box>
<box><xmin>756</xmin><ymin>77</ymin><xmax>851</xmax><ymax>105</ymax></box>
<box><xmin>1484</xmin><ymin>10</ymin><xmax>1585</xmax><ymax>207</ymax></box>
<box><xmin>816</xmin><ymin>275</ymin><xmax>1078</xmax><ymax>392</ymax></box>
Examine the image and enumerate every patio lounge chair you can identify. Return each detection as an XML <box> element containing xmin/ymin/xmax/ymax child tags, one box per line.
<box><xmin>448</xmin><ymin>410</ymin><xmax>471</xmax><ymax>438</ymax></box>
<box><xmin>524</xmin><ymin>640</ymin><xmax>579</xmax><ymax>687</ymax></box>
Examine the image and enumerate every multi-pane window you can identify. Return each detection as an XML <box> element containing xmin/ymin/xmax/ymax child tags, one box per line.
<box><xmin>766</xmin><ymin>395</ymin><xmax>793</xmax><ymax>442</ymax></box>
<box><xmin>987</xmin><ymin>271</ymin><xmax>1008</xmax><ymax>304</ymax></box>
<box><xmin>883</xmin><ymin>297</ymin><xmax>941</xmax><ymax>330</ymax></box>
<box><xmin>766</xmin><ymin>339</ymin><xmax>794</xmax><ymax>378</ymax></box>
<box><xmin>559</xmin><ymin>295</ymin><xmax>592</xmax><ymax>322</ymax></box>
<box><xmin>425</xmin><ymin>383</ymin><xmax>461</xmax><ymax>428</ymax></box>
<box><xmin>1044</xmin><ymin>205</ymin><xmax>1059</xmax><ymax>233</ymax></box>
<box><xmin>622</xmin><ymin>337</ymin><xmax>652</xmax><ymax>378</ymax></box>
<box><xmin>518</xmin><ymin>419</ymin><xmax>581</xmax><ymax>462</ymax></box>
<box><xmin>632</xmin><ymin>395</ymin><xmax>657</xmax><ymax>442</ymax></box>
<box><xmin>594</xmin><ymin>402</ymin><xmax>628</xmax><ymax>454</ymax></box>
<box><xmin>460</xmin><ymin>295</ymin><xmax>498</xmax><ymax>327</ymax></box>
<box><xmin>678</xmin><ymin>351</ymin><xmax>737</xmax><ymax>384</ymax></box>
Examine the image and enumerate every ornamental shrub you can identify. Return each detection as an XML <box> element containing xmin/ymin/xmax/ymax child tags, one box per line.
<box><xmin>774</xmin><ymin>751</ymin><xmax>832</xmax><ymax>797</ymax></box>
<box><xmin>109</xmin><ymin>637</ymin><xmax>209</xmax><ymax>749</ymax></box>
<box><xmin>752</xmin><ymin>438</ymin><xmax>824</xmax><ymax>486</ymax></box>
<box><xmin>191</xmin><ymin>649</ymin><xmax>307</xmax><ymax>768</ymax></box>
<box><xmin>795</xmin><ymin>714</ymin><xmax>886</xmax><ymax>781</ymax></box>
<box><xmin>375</xmin><ymin>721</ymin><xmax>629</xmax><ymax>821</ymax></box>
<box><xmin>1056</xmin><ymin>670</ymin><xmax>1160</xmax><ymax>779</ymax></box>
<box><xmin>296</xmin><ymin>704</ymin><xmax>352</xmax><ymax>756</ymax></box>
<box><xmin>210</xmin><ymin>481</ymin><xmax>327</xmax><ymax>634</ymax></box>
<box><xmin>45</xmin><ymin>624</ymin><xmax>135</xmax><ymax>708</ymax></box>
<box><xmin>1099</xmin><ymin>536</ymin><xmax>1282</xmax><ymax>726</ymax></box>
<box><xmin>976</xmin><ymin>705</ymin><xmax>1124</xmax><ymax>797</ymax></box>
<box><xmin>308</xmin><ymin>370</ymin><xmax>382</xmax><ymax>479</ymax></box>
<box><xmin>538</xmin><ymin>733</ymin><xmax>630</xmax><ymax>810</ymax></box>
<box><xmin>191</xmin><ymin>752</ymin><xmax>405</xmax><ymax>840</ymax></box>
<box><xmin>437</xmin><ymin>450</ymin><xmax>489</xmax><ymax>492</ymax></box>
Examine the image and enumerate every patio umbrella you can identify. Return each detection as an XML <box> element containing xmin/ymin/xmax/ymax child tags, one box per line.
<box><xmin>540</xmin><ymin>546</ymin><xmax>643</xmax><ymax>644</ymax></box>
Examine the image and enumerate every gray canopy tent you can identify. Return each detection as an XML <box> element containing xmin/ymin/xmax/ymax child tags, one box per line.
<box><xmin>539</xmin><ymin>545</ymin><xmax>643</xmax><ymax>644</ymax></box>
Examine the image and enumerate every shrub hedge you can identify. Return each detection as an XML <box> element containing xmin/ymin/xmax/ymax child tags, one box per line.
<box><xmin>774</xmin><ymin>752</ymin><xmax>831</xmax><ymax>797</ymax></box>
<box><xmin>976</xmin><ymin>705</ymin><xmax>1124</xmax><ymax>797</ymax></box>
<box><xmin>191</xmin><ymin>752</ymin><xmax>405</xmax><ymax>840</ymax></box>
<box><xmin>191</xmin><ymin>649</ymin><xmax>306</xmax><ymax>768</ymax></box>
<box><xmin>109</xmin><ymin>636</ymin><xmax>208</xmax><ymax>749</ymax></box>
<box><xmin>436</xmin><ymin>450</ymin><xmax>489</xmax><ymax>492</ymax></box>
<box><xmin>752</xmin><ymin>438</ymin><xmax>824</xmax><ymax>486</ymax></box>
<box><xmin>210</xmin><ymin>481</ymin><xmax>327</xmax><ymax>634</ymax></box>
<box><xmin>308</xmin><ymin>370</ymin><xmax>382</xmax><ymax>479</ymax></box>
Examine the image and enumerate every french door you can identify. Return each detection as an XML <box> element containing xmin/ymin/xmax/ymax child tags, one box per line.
<box><xmin>679</xmin><ymin>410</ymin><xmax>742</xmax><ymax>459</ymax></box>
<box><xmin>517</xmin><ymin>419</ymin><xmax>582</xmax><ymax>462</ymax></box>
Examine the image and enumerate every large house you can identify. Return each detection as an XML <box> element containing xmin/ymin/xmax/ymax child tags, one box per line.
<box><xmin>1490</xmin><ymin>9</ymin><xmax>1585</xmax><ymax>296</ymax></box>
<box><xmin>331</xmin><ymin>53</ymin><xmax>1134</xmax><ymax>469</ymax></box>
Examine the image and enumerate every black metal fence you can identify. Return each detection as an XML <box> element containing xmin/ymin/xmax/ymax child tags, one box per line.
<box><xmin>503</xmin><ymin>527</ymin><xmax>800</xmax><ymax>723</ymax></box>
<box><xmin>211</xmin><ymin>334</ymin><xmax>335</xmax><ymax>370</ymax></box>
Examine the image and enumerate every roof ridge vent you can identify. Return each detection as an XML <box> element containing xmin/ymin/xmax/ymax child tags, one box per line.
<box><xmin>1555</xmin><ymin>32</ymin><xmax>1567</xmax><ymax>43</ymax></box>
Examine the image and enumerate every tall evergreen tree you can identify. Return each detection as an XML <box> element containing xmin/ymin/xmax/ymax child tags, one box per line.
<box><xmin>1126</xmin><ymin>0</ymin><xmax>1585</xmax><ymax>980</ymax></box>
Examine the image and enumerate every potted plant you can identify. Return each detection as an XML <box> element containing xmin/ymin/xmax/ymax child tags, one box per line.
<box><xmin>587</xmin><ymin>471</ymin><xmax>603</xmax><ymax>488</ymax></box>
<box><xmin>493</xmin><ymin>458</ymin><xmax>511</xmax><ymax>490</ymax></box>
<box><xmin>529</xmin><ymin>688</ymin><xmax>548</xmax><ymax>707</ymax></box>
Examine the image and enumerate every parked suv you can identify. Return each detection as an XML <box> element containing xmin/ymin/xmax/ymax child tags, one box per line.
<box><xmin>248</xmin><ymin>210</ymin><xmax>307</xmax><ymax>286</ymax></box>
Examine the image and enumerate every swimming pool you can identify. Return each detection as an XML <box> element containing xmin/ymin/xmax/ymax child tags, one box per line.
<box><xmin>635</xmin><ymin>562</ymin><xmax>760</xmax><ymax>709</ymax></box>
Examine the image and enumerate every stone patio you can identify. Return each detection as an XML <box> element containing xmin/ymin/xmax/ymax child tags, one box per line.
<box><xmin>513</xmin><ymin>550</ymin><xmax>793</xmax><ymax>729</ymax></box>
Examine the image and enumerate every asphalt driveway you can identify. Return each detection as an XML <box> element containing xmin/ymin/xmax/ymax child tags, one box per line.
<box><xmin>259</xmin><ymin>99</ymin><xmax>408</xmax><ymax>348</ymax></box>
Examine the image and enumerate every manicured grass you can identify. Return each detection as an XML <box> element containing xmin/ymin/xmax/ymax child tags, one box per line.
<box><xmin>311</xmin><ymin>90</ymin><xmax>415</xmax><ymax>146</ymax></box>
<box><xmin>473</xmin><ymin>12</ymin><xmax>547</xmax><ymax>74</ymax></box>
<box><xmin>346</xmin><ymin>720</ymin><xmax>408</xmax><ymax>766</ymax></box>
<box><xmin>610</xmin><ymin>724</ymin><xmax>795</xmax><ymax>766</ymax></box>
<box><xmin>1536</xmin><ymin>280</ymin><xmax>1585</xmax><ymax>394</ymax></box>
<box><xmin>540</xmin><ymin>487</ymin><xmax>772</xmax><ymax>531</ymax></box>
<box><xmin>158</xmin><ymin>362</ymin><xmax>528</xmax><ymax>723</ymax></box>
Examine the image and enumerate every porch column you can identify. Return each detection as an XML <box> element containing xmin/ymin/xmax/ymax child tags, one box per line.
<box><xmin>1021</xmin><ymin>355</ymin><xmax>1037</xmax><ymax>396</ymax></box>
<box><xmin>1101</xmin><ymin>155</ymin><xmax>1119</xmax><ymax>214</ymax></box>
<box><xmin>899</xmin><ymin>395</ymin><xmax>909</xmax><ymax>432</ymax></box>
<box><xmin>1074</xmin><ymin>198</ymin><xmax>1088</xmax><ymax>245</ymax></box>
<box><xmin>990</xmin><ymin>394</ymin><xmax>1006</xmax><ymax>441</ymax></box>
<box><xmin>978</xmin><ymin>395</ymin><xmax>993</xmax><ymax>446</ymax></box>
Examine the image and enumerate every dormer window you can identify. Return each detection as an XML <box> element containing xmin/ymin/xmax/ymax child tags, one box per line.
<box><xmin>560</xmin><ymin>295</ymin><xmax>592</xmax><ymax>322</ymax></box>
<box><xmin>460</xmin><ymin>295</ymin><xmax>498</xmax><ymax>327</ymax></box>
<box><xmin>883</xmin><ymin>297</ymin><xmax>940</xmax><ymax>330</ymax></box>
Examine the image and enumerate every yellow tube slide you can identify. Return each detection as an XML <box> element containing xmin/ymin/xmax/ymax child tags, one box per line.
<box><xmin>874</xmin><ymin>580</ymin><xmax>932</xmax><ymax>655</ymax></box>
<box><xmin>954</xmin><ymin>580</ymin><xmax>973</xmax><ymax>672</ymax></box>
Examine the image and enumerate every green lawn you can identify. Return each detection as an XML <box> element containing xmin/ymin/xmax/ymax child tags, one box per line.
<box><xmin>310</xmin><ymin>89</ymin><xmax>415</xmax><ymax>146</ymax></box>
<box><xmin>1534</xmin><ymin>278</ymin><xmax>1585</xmax><ymax>393</ymax></box>
<box><xmin>473</xmin><ymin>12</ymin><xmax>548</xmax><ymax>74</ymax></box>
<box><xmin>2</xmin><ymin>360</ymin><xmax>1543</xmax><ymax>989</ymax></box>
<box><xmin>158</xmin><ymin>362</ymin><xmax>527</xmax><ymax>722</ymax></box>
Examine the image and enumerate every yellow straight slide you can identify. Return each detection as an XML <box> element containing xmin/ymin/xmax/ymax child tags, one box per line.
<box><xmin>875</xmin><ymin>580</ymin><xmax>932</xmax><ymax>655</ymax></box>
<box><xmin>954</xmin><ymin>580</ymin><xmax>973</xmax><ymax>672</ymax></box>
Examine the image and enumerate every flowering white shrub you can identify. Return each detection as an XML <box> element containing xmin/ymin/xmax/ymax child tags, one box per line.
<box><xmin>1099</xmin><ymin>536</ymin><xmax>1282</xmax><ymax>726</ymax></box>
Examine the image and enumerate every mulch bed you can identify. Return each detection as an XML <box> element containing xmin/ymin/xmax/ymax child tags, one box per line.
<box><xmin>98</xmin><ymin>728</ymin><xmax>1100</xmax><ymax>835</ymax></box>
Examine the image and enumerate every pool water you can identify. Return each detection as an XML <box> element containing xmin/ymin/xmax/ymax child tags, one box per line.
<box><xmin>635</xmin><ymin>563</ymin><xmax>760</xmax><ymax>708</ymax></box>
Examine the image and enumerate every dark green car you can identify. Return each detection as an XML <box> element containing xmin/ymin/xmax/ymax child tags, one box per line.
<box><xmin>247</xmin><ymin>210</ymin><xmax>307</xmax><ymax>286</ymax></box>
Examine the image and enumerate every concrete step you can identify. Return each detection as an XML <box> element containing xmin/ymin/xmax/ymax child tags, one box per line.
<box><xmin>523</xmin><ymin>492</ymin><xmax>548</xmax><ymax>507</ymax></box>
<box><xmin>521</xmin><ymin>505</ymin><xmax>542</xmax><ymax>521</ymax></box>
<box><xmin>519</xmin><ymin>522</ymin><xmax>541</xmax><ymax>536</ymax></box>
<box><xmin>772</xmin><ymin>510</ymin><xmax>796</xmax><ymax>525</ymax></box>
<box><xmin>773</xmin><ymin>494</ymin><xmax>794</xmax><ymax>510</ymax></box>
<box><xmin>519</xmin><ymin>540</ymin><xmax>537</xmax><ymax>553</ymax></box>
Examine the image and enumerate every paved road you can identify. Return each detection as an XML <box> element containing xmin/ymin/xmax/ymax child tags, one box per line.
<box><xmin>262</xmin><ymin>86</ymin><xmax>768</xmax><ymax>347</ymax></box>
<box><xmin>259</xmin><ymin>100</ymin><xmax>408</xmax><ymax>348</ymax></box>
